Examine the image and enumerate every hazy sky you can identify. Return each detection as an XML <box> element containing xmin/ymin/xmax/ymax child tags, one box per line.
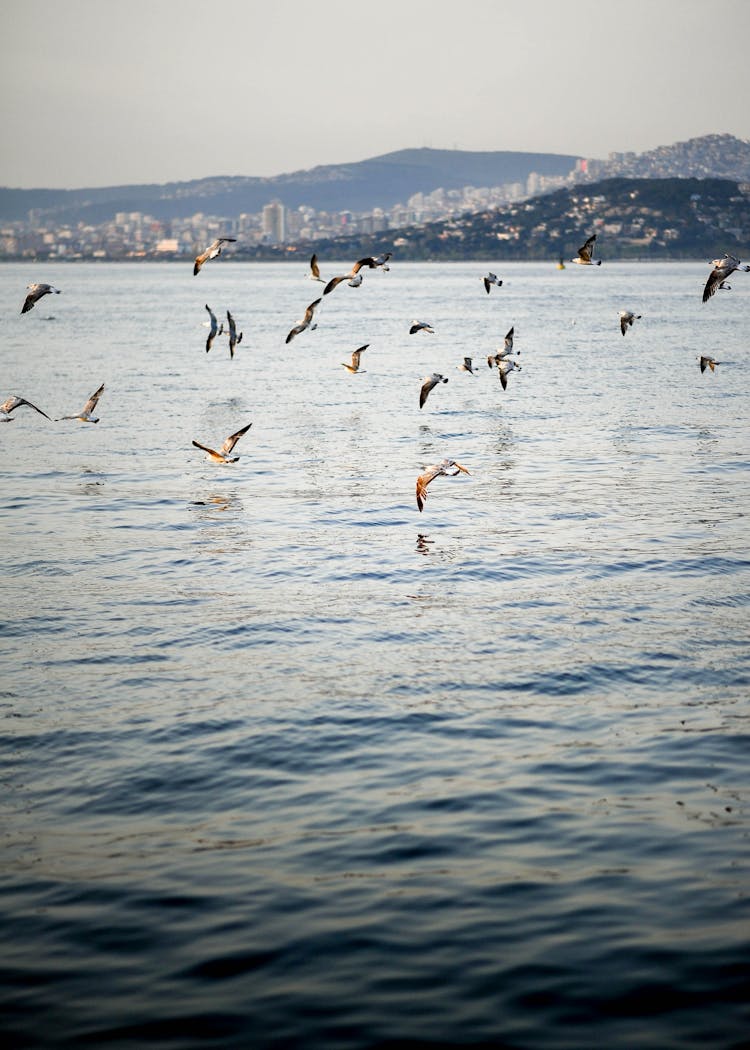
<box><xmin>2</xmin><ymin>0</ymin><xmax>748</xmax><ymax>189</ymax></box>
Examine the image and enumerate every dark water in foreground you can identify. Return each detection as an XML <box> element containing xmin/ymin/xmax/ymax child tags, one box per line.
<box><xmin>1</xmin><ymin>262</ymin><xmax>749</xmax><ymax>1048</ymax></box>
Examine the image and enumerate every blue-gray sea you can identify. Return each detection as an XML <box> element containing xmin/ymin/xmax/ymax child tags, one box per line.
<box><xmin>1</xmin><ymin>260</ymin><xmax>749</xmax><ymax>1049</ymax></box>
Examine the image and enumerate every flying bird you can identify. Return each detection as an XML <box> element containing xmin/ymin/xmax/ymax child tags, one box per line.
<box><xmin>409</xmin><ymin>320</ymin><xmax>434</xmax><ymax>335</ymax></box>
<box><xmin>457</xmin><ymin>357</ymin><xmax>476</xmax><ymax>374</ymax></box>
<box><xmin>370</xmin><ymin>252</ymin><xmax>392</xmax><ymax>270</ymax></box>
<box><xmin>323</xmin><ymin>257</ymin><xmax>377</xmax><ymax>295</ymax></box>
<box><xmin>571</xmin><ymin>234</ymin><xmax>602</xmax><ymax>266</ymax></box>
<box><xmin>487</xmin><ymin>326</ymin><xmax>516</xmax><ymax>368</ymax></box>
<box><xmin>699</xmin><ymin>355</ymin><xmax>720</xmax><ymax>373</ymax></box>
<box><xmin>0</xmin><ymin>395</ymin><xmax>51</xmax><ymax>422</ymax></box>
<box><xmin>21</xmin><ymin>283</ymin><xmax>60</xmax><ymax>314</ymax></box>
<box><xmin>419</xmin><ymin>372</ymin><xmax>448</xmax><ymax>409</ymax></box>
<box><xmin>341</xmin><ymin>344</ymin><xmax>369</xmax><ymax>373</ymax></box>
<box><xmin>192</xmin><ymin>423</ymin><xmax>252</xmax><ymax>464</ymax></box>
<box><xmin>286</xmin><ymin>298</ymin><xmax>321</xmax><ymax>344</ymax></box>
<box><xmin>58</xmin><ymin>383</ymin><xmax>105</xmax><ymax>423</ymax></box>
<box><xmin>483</xmin><ymin>272</ymin><xmax>502</xmax><ymax>294</ymax></box>
<box><xmin>193</xmin><ymin>237</ymin><xmax>236</xmax><ymax>275</ymax></box>
<box><xmin>307</xmin><ymin>254</ymin><xmax>325</xmax><ymax>283</ymax></box>
<box><xmin>416</xmin><ymin>458</ymin><xmax>471</xmax><ymax>512</ymax></box>
<box><xmin>619</xmin><ymin>310</ymin><xmax>642</xmax><ymax>336</ymax></box>
<box><xmin>496</xmin><ymin>358</ymin><xmax>520</xmax><ymax>390</ymax></box>
<box><xmin>204</xmin><ymin>304</ymin><xmax>224</xmax><ymax>353</ymax></box>
<box><xmin>702</xmin><ymin>254</ymin><xmax>750</xmax><ymax>303</ymax></box>
<box><xmin>226</xmin><ymin>311</ymin><xmax>243</xmax><ymax>358</ymax></box>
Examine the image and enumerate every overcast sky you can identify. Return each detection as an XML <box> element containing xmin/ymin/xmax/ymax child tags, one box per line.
<box><xmin>1</xmin><ymin>0</ymin><xmax>748</xmax><ymax>189</ymax></box>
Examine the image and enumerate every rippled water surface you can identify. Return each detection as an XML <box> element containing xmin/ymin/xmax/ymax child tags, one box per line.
<box><xmin>1</xmin><ymin>261</ymin><xmax>749</xmax><ymax>1048</ymax></box>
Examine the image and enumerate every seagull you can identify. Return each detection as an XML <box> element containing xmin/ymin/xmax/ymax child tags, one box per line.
<box><xmin>192</xmin><ymin>422</ymin><xmax>252</xmax><ymax>464</ymax></box>
<box><xmin>286</xmin><ymin>298</ymin><xmax>321</xmax><ymax>344</ymax></box>
<box><xmin>204</xmin><ymin>304</ymin><xmax>224</xmax><ymax>353</ymax></box>
<box><xmin>21</xmin><ymin>283</ymin><xmax>60</xmax><ymax>314</ymax></box>
<box><xmin>307</xmin><ymin>254</ymin><xmax>325</xmax><ymax>283</ymax></box>
<box><xmin>416</xmin><ymin>458</ymin><xmax>471</xmax><ymax>512</ymax></box>
<box><xmin>483</xmin><ymin>272</ymin><xmax>502</xmax><ymax>294</ymax></box>
<box><xmin>699</xmin><ymin>355</ymin><xmax>720</xmax><ymax>373</ymax></box>
<box><xmin>323</xmin><ymin>257</ymin><xmax>377</xmax><ymax>295</ymax></box>
<box><xmin>226</xmin><ymin>311</ymin><xmax>243</xmax><ymax>358</ymax></box>
<box><xmin>496</xmin><ymin>358</ymin><xmax>520</xmax><ymax>390</ymax></box>
<box><xmin>419</xmin><ymin>372</ymin><xmax>448</xmax><ymax>409</ymax></box>
<box><xmin>571</xmin><ymin>234</ymin><xmax>602</xmax><ymax>266</ymax></box>
<box><xmin>193</xmin><ymin>237</ymin><xmax>237</xmax><ymax>275</ymax></box>
<box><xmin>619</xmin><ymin>310</ymin><xmax>642</xmax><ymax>336</ymax></box>
<box><xmin>58</xmin><ymin>383</ymin><xmax>104</xmax><ymax>423</ymax></box>
<box><xmin>487</xmin><ymin>326</ymin><xmax>516</xmax><ymax>368</ymax></box>
<box><xmin>457</xmin><ymin>357</ymin><xmax>476</xmax><ymax>374</ymax></box>
<box><xmin>702</xmin><ymin>254</ymin><xmax>750</xmax><ymax>303</ymax></box>
<box><xmin>0</xmin><ymin>395</ymin><xmax>51</xmax><ymax>422</ymax></box>
<box><xmin>409</xmin><ymin>320</ymin><xmax>434</xmax><ymax>335</ymax></box>
<box><xmin>370</xmin><ymin>252</ymin><xmax>392</xmax><ymax>271</ymax></box>
<box><xmin>341</xmin><ymin>344</ymin><xmax>369</xmax><ymax>373</ymax></box>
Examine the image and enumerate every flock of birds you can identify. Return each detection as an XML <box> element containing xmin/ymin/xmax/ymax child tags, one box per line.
<box><xmin>5</xmin><ymin>236</ymin><xmax>747</xmax><ymax>511</ymax></box>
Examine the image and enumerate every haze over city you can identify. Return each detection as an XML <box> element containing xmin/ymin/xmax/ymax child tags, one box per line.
<box><xmin>1</xmin><ymin>0</ymin><xmax>749</xmax><ymax>190</ymax></box>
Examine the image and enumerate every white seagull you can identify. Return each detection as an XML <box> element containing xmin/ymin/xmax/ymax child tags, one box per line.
<box><xmin>571</xmin><ymin>234</ymin><xmax>602</xmax><ymax>266</ymax></box>
<box><xmin>0</xmin><ymin>395</ymin><xmax>51</xmax><ymax>422</ymax></box>
<box><xmin>192</xmin><ymin>423</ymin><xmax>252</xmax><ymax>464</ymax></box>
<box><xmin>193</xmin><ymin>237</ymin><xmax>237</xmax><ymax>275</ymax></box>
<box><xmin>341</xmin><ymin>344</ymin><xmax>369</xmax><ymax>373</ymax></box>
<box><xmin>226</xmin><ymin>311</ymin><xmax>243</xmax><ymax>358</ymax></box>
<box><xmin>286</xmin><ymin>298</ymin><xmax>321</xmax><ymax>344</ymax></box>
<box><xmin>58</xmin><ymin>383</ymin><xmax>105</xmax><ymax>423</ymax></box>
<box><xmin>483</xmin><ymin>272</ymin><xmax>502</xmax><ymax>294</ymax></box>
<box><xmin>370</xmin><ymin>252</ymin><xmax>392</xmax><ymax>271</ymax></box>
<box><xmin>204</xmin><ymin>304</ymin><xmax>224</xmax><ymax>353</ymax></box>
<box><xmin>416</xmin><ymin>458</ymin><xmax>471</xmax><ymax>513</ymax></box>
<box><xmin>496</xmin><ymin>358</ymin><xmax>521</xmax><ymax>390</ymax></box>
<box><xmin>457</xmin><ymin>357</ymin><xmax>476</xmax><ymax>374</ymax></box>
<box><xmin>619</xmin><ymin>310</ymin><xmax>642</xmax><ymax>336</ymax></box>
<box><xmin>323</xmin><ymin>256</ymin><xmax>377</xmax><ymax>295</ymax></box>
<box><xmin>409</xmin><ymin>320</ymin><xmax>434</xmax><ymax>335</ymax></box>
<box><xmin>702</xmin><ymin>254</ymin><xmax>750</xmax><ymax>303</ymax></box>
<box><xmin>487</xmin><ymin>326</ymin><xmax>516</xmax><ymax>368</ymax></box>
<box><xmin>419</xmin><ymin>372</ymin><xmax>448</xmax><ymax>409</ymax></box>
<box><xmin>21</xmin><ymin>283</ymin><xmax>60</xmax><ymax>314</ymax></box>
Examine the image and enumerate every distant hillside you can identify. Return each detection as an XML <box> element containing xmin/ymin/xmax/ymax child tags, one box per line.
<box><xmin>275</xmin><ymin>177</ymin><xmax>750</xmax><ymax>261</ymax></box>
<box><xmin>0</xmin><ymin>148</ymin><xmax>578</xmax><ymax>225</ymax></box>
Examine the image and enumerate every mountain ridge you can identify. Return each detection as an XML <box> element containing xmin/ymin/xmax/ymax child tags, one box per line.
<box><xmin>0</xmin><ymin>148</ymin><xmax>580</xmax><ymax>223</ymax></box>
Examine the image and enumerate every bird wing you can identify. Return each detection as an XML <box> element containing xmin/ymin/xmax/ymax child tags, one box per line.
<box><xmin>310</xmin><ymin>254</ymin><xmax>320</xmax><ymax>278</ymax></box>
<box><xmin>193</xmin><ymin>249</ymin><xmax>209</xmax><ymax>274</ymax></box>
<box><xmin>416</xmin><ymin>467</ymin><xmax>438</xmax><ymax>512</ymax></box>
<box><xmin>304</xmin><ymin>298</ymin><xmax>322</xmax><ymax>323</ymax></box>
<box><xmin>578</xmin><ymin>234</ymin><xmax>596</xmax><ymax>262</ymax></box>
<box><xmin>504</xmin><ymin>327</ymin><xmax>514</xmax><ymax>352</ymax></box>
<box><xmin>192</xmin><ymin>439</ymin><xmax>221</xmax><ymax>458</ymax></box>
<box><xmin>12</xmin><ymin>396</ymin><xmax>51</xmax><ymax>419</ymax></box>
<box><xmin>350</xmin><ymin>344</ymin><xmax>369</xmax><ymax>368</ymax></box>
<box><xmin>498</xmin><ymin>369</ymin><xmax>508</xmax><ymax>390</ymax></box>
<box><xmin>483</xmin><ymin>277</ymin><xmax>491</xmax><ymax>294</ymax></box>
<box><xmin>82</xmin><ymin>383</ymin><xmax>105</xmax><ymax>415</ymax></box>
<box><xmin>702</xmin><ymin>265</ymin><xmax>733</xmax><ymax>303</ymax></box>
<box><xmin>419</xmin><ymin>376</ymin><xmax>438</xmax><ymax>409</ymax></box>
<box><xmin>206</xmin><ymin>304</ymin><xmax>217</xmax><ymax>329</ymax></box>
<box><xmin>352</xmin><ymin>257</ymin><xmax>376</xmax><ymax>275</ymax></box>
<box><xmin>221</xmin><ymin>422</ymin><xmax>252</xmax><ymax>456</ymax></box>
<box><xmin>323</xmin><ymin>275</ymin><xmax>347</xmax><ymax>295</ymax></box>
<box><xmin>620</xmin><ymin>314</ymin><xmax>629</xmax><ymax>336</ymax></box>
<box><xmin>286</xmin><ymin>323</ymin><xmax>304</xmax><ymax>344</ymax></box>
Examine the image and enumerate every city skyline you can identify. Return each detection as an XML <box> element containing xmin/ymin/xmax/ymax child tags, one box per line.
<box><xmin>1</xmin><ymin>0</ymin><xmax>749</xmax><ymax>190</ymax></box>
